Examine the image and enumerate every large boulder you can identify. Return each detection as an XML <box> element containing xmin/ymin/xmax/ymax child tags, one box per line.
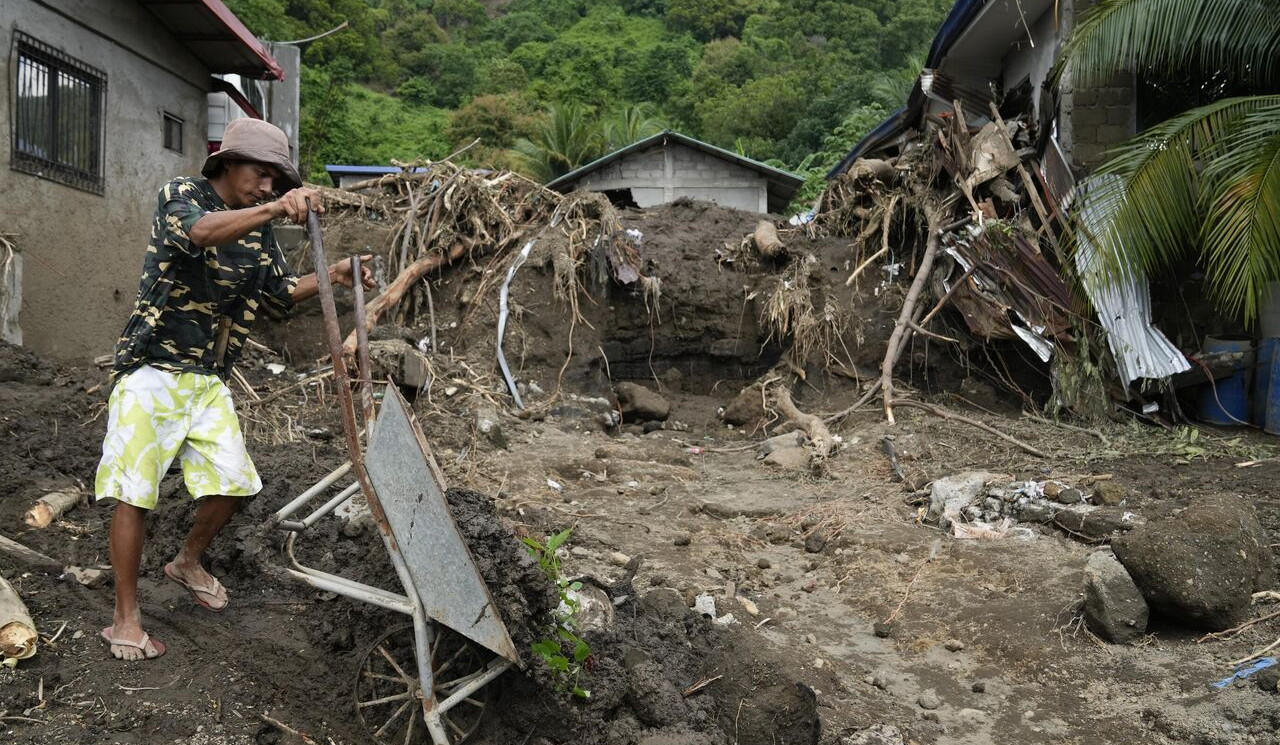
<box><xmin>1082</xmin><ymin>551</ymin><xmax>1148</xmax><ymax>643</ymax></box>
<box><xmin>614</xmin><ymin>382</ymin><xmax>671</xmax><ymax>423</ymax></box>
<box><xmin>1113</xmin><ymin>494</ymin><xmax>1274</xmax><ymax>630</ymax></box>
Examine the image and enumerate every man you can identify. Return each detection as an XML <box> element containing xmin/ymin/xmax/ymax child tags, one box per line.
<box><xmin>94</xmin><ymin>118</ymin><xmax>373</xmax><ymax>660</ymax></box>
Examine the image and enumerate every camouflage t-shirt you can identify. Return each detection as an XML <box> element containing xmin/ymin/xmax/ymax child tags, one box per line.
<box><xmin>112</xmin><ymin>177</ymin><xmax>297</xmax><ymax>380</ymax></box>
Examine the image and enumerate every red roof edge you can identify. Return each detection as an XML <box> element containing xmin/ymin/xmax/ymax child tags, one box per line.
<box><xmin>211</xmin><ymin>78</ymin><xmax>264</xmax><ymax>119</ymax></box>
<box><xmin>200</xmin><ymin>0</ymin><xmax>285</xmax><ymax>81</ymax></box>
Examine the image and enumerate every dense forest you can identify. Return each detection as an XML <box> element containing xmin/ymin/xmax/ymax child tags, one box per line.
<box><xmin>225</xmin><ymin>0</ymin><xmax>950</xmax><ymax>209</ymax></box>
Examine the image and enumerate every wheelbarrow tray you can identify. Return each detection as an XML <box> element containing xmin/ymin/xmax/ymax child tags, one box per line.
<box><xmin>363</xmin><ymin>385</ymin><xmax>519</xmax><ymax>664</ymax></box>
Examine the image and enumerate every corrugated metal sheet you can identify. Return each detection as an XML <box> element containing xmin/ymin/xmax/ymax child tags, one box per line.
<box><xmin>1073</xmin><ymin>176</ymin><xmax>1190</xmax><ymax>386</ymax></box>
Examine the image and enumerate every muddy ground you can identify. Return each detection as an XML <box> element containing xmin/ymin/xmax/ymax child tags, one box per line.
<box><xmin>3</xmin><ymin>200</ymin><xmax>1280</xmax><ymax>745</ymax></box>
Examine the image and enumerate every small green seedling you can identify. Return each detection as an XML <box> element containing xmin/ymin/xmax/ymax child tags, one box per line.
<box><xmin>522</xmin><ymin>528</ymin><xmax>593</xmax><ymax>699</ymax></box>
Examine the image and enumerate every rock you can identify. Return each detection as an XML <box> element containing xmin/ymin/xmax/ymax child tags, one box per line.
<box><xmin>722</xmin><ymin>384</ymin><xmax>766</xmax><ymax>426</ymax></box>
<box><xmin>759</xmin><ymin>431</ymin><xmax>805</xmax><ymax>456</ymax></box>
<box><xmin>1082</xmin><ymin>551</ymin><xmax>1149</xmax><ymax>643</ymax></box>
<box><xmin>763</xmin><ymin>446</ymin><xmax>810</xmax><ymax>471</ymax></box>
<box><xmin>64</xmin><ymin>565</ymin><xmax>109</xmax><ymax>589</ymax></box>
<box><xmin>813</xmin><ymin>658</ymin><xmax>825</xmax><ymax>669</ymax></box>
<box><xmin>804</xmin><ymin>633</ymin><xmax>817</xmax><ymax>645</ymax></box>
<box><xmin>1256</xmin><ymin>666</ymin><xmax>1280</xmax><ymax>692</ymax></box>
<box><xmin>609</xmin><ymin>551</ymin><xmax>632</xmax><ymax>567</ymax></box>
<box><xmin>925</xmin><ymin>472</ymin><xmax>1003</xmax><ymax>528</ymax></box>
<box><xmin>1113</xmin><ymin>494</ymin><xmax>1274</xmax><ymax>630</ymax></box>
<box><xmin>737</xmin><ymin>598</ymin><xmax>759</xmax><ymax>616</ymax></box>
<box><xmin>1054</xmin><ymin>505</ymin><xmax>1142</xmax><ymax>541</ymax></box>
<box><xmin>804</xmin><ymin>530</ymin><xmax>829</xmax><ymax>554</ymax></box>
<box><xmin>673</xmin><ymin>533</ymin><xmax>692</xmax><ymax>547</ymax></box>
<box><xmin>693</xmin><ymin>594</ymin><xmax>717</xmax><ymax>617</ymax></box>
<box><xmin>801</xmin><ymin>579</ymin><xmax>818</xmax><ymax>593</ymax></box>
<box><xmin>474</xmin><ymin>406</ymin><xmax>508</xmax><ymax>449</ymax></box>
<box><xmin>873</xmin><ymin>621</ymin><xmax>893</xmax><ymax>638</ymax></box>
<box><xmin>871</xmin><ymin>675</ymin><xmax>889</xmax><ymax>690</ymax></box>
<box><xmin>777</xmin><ymin>607</ymin><xmax>797</xmax><ymax>621</ymax></box>
<box><xmin>1056</xmin><ymin>487</ymin><xmax>1084</xmax><ymax>505</ymax></box>
<box><xmin>957</xmin><ymin>708</ymin><xmax>986</xmax><ymax>720</ymax></box>
<box><xmin>550</xmin><ymin>395</ymin><xmax>620</xmax><ymax>431</ymax></box>
<box><xmin>1042</xmin><ymin>481</ymin><xmax>1064</xmax><ymax>499</ymax></box>
<box><xmin>917</xmin><ymin>690</ymin><xmax>941</xmax><ymax>710</ymax></box>
<box><xmin>1093</xmin><ymin>481</ymin><xmax>1128</xmax><ymax>506</ymax></box>
<box><xmin>615</xmin><ymin>382</ymin><xmax>670</xmax><ymax>423</ymax></box>
<box><xmin>642</xmin><ymin>420</ymin><xmax>665</xmax><ymax>433</ymax></box>
<box><xmin>626</xmin><ymin>660</ymin><xmax>691</xmax><ymax>727</ymax></box>
<box><xmin>757</xmin><ymin>557</ymin><xmax>772</xmax><ymax>569</ymax></box>
<box><xmin>704</xmin><ymin>566</ymin><xmax>724</xmax><ymax>581</ymax></box>
<box><xmin>943</xmin><ymin>639</ymin><xmax>964</xmax><ymax>652</ymax></box>
<box><xmin>921</xmin><ymin>711</ymin><xmax>940</xmax><ymax>723</ymax></box>
<box><xmin>971</xmin><ymin>681</ymin><xmax>986</xmax><ymax>693</ymax></box>
<box><xmin>841</xmin><ymin>724</ymin><xmax>905</xmax><ymax>745</ymax></box>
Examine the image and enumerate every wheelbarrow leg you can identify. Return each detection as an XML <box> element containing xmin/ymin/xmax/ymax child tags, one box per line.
<box><xmin>423</xmin><ymin>702</ymin><xmax>450</xmax><ymax>744</ymax></box>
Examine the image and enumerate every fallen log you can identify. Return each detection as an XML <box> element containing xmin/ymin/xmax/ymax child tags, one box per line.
<box><xmin>342</xmin><ymin>242</ymin><xmax>468</xmax><ymax>356</ymax></box>
<box><xmin>753</xmin><ymin>221</ymin><xmax>786</xmax><ymax>259</ymax></box>
<box><xmin>23</xmin><ymin>491</ymin><xmax>82</xmax><ymax>529</ymax></box>
<box><xmin>771</xmin><ymin>385</ymin><xmax>834</xmax><ymax>460</ymax></box>
<box><xmin>0</xmin><ymin>574</ymin><xmax>37</xmax><ymax>662</ymax></box>
<box><xmin>0</xmin><ymin>533</ymin><xmax>61</xmax><ymax>570</ymax></box>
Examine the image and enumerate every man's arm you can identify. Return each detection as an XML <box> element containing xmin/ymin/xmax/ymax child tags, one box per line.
<box><xmin>292</xmin><ymin>256</ymin><xmax>375</xmax><ymax>303</ymax></box>
<box><xmin>188</xmin><ymin>187</ymin><xmax>325</xmax><ymax>247</ymax></box>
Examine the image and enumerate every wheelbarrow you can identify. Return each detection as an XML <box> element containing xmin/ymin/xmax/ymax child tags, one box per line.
<box><xmin>267</xmin><ymin>206</ymin><xmax>519</xmax><ymax>744</ymax></box>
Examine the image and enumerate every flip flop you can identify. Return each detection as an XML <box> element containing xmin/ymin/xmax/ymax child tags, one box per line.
<box><xmin>163</xmin><ymin>562</ymin><xmax>228</xmax><ymax>612</ymax></box>
<box><xmin>101</xmin><ymin>626</ymin><xmax>166</xmax><ymax>660</ymax></box>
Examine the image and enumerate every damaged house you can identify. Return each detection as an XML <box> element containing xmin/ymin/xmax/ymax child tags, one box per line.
<box><xmin>819</xmin><ymin>0</ymin><xmax>1279</xmax><ymax>425</ymax></box>
<box><xmin>0</xmin><ymin>0</ymin><xmax>294</xmax><ymax>358</ymax></box>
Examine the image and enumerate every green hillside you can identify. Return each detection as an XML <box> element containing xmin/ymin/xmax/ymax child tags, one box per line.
<box><xmin>225</xmin><ymin>0</ymin><xmax>949</xmax><ymax>208</ymax></box>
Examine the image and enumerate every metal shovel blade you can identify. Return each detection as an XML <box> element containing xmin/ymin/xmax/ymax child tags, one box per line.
<box><xmin>362</xmin><ymin>385</ymin><xmax>519</xmax><ymax>664</ymax></box>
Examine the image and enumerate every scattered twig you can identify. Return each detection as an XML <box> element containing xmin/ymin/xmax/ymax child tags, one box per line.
<box><xmin>884</xmin><ymin>538</ymin><xmax>942</xmax><ymax>624</ymax></box>
<box><xmin>892</xmin><ymin>399</ymin><xmax>1048</xmax><ymax>458</ymax></box>
<box><xmin>682</xmin><ymin>674</ymin><xmax>723</xmax><ymax>697</ymax></box>
<box><xmin>1228</xmin><ymin>635</ymin><xmax>1280</xmax><ymax>668</ymax></box>
<box><xmin>1198</xmin><ymin>609</ymin><xmax>1280</xmax><ymax>643</ymax></box>
<box><xmin>257</xmin><ymin>712</ymin><xmax>318</xmax><ymax>745</ymax></box>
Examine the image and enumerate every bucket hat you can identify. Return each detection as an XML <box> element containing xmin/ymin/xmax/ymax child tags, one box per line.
<box><xmin>202</xmin><ymin>118</ymin><xmax>302</xmax><ymax>191</ymax></box>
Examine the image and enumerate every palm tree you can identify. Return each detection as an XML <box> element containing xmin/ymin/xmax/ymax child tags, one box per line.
<box><xmin>511</xmin><ymin>102</ymin><xmax>605</xmax><ymax>182</ymax></box>
<box><xmin>602</xmin><ymin>103</ymin><xmax>664</xmax><ymax>150</ymax></box>
<box><xmin>1059</xmin><ymin>0</ymin><xmax>1280</xmax><ymax>323</ymax></box>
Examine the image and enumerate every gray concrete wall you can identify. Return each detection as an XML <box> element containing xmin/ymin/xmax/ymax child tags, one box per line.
<box><xmin>0</xmin><ymin>0</ymin><xmax>209</xmax><ymax>360</ymax></box>
<box><xmin>576</xmin><ymin>142</ymin><xmax>770</xmax><ymax>213</ymax></box>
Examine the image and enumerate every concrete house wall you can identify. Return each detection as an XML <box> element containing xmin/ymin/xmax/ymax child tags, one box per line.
<box><xmin>574</xmin><ymin>142</ymin><xmax>770</xmax><ymax>213</ymax></box>
<box><xmin>0</xmin><ymin>0</ymin><xmax>209</xmax><ymax>360</ymax></box>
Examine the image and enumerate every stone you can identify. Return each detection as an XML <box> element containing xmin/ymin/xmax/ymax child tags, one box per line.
<box><xmin>1054</xmin><ymin>505</ymin><xmax>1142</xmax><ymax>541</ymax></box>
<box><xmin>804</xmin><ymin>530</ymin><xmax>829</xmax><ymax>554</ymax></box>
<box><xmin>1082</xmin><ymin>551</ymin><xmax>1149</xmax><ymax>643</ymax></box>
<box><xmin>777</xmin><ymin>607</ymin><xmax>797</xmax><ymax>620</ymax></box>
<box><xmin>614</xmin><ymin>382</ymin><xmax>670</xmax><ymax>423</ymax></box>
<box><xmin>693</xmin><ymin>594</ymin><xmax>717</xmax><ymax>617</ymax></box>
<box><xmin>813</xmin><ymin>658</ymin><xmax>825</xmax><ymax>670</ymax></box>
<box><xmin>474</xmin><ymin>406</ymin><xmax>508</xmax><ymax>449</ymax></box>
<box><xmin>917</xmin><ymin>690</ymin><xmax>941</xmax><ymax>710</ymax></box>
<box><xmin>800</xmin><ymin>579</ymin><xmax>818</xmax><ymax>593</ymax></box>
<box><xmin>623</xmin><ymin>647</ymin><xmax>651</xmax><ymax>669</ymax></box>
<box><xmin>1256</xmin><ymin>666</ymin><xmax>1280</xmax><ymax>692</ymax></box>
<box><xmin>957</xmin><ymin>708</ymin><xmax>985</xmax><ymax>720</ymax></box>
<box><xmin>609</xmin><ymin>551</ymin><xmax>632</xmax><ymax>567</ymax></box>
<box><xmin>871</xmin><ymin>675</ymin><xmax>889</xmax><ymax>690</ymax></box>
<box><xmin>721</xmin><ymin>384</ymin><xmax>766</xmax><ymax>427</ymax></box>
<box><xmin>943</xmin><ymin>639</ymin><xmax>964</xmax><ymax>652</ymax></box>
<box><xmin>971</xmin><ymin>681</ymin><xmax>986</xmax><ymax>693</ymax></box>
<box><xmin>64</xmin><ymin>565</ymin><xmax>109</xmax><ymax>588</ymax></box>
<box><xmin>673</xmin><ymin>533</ymin><xmax>692</xmax><ymax>547</ymax></box>
<box><xmin>1113</xmin><ymin>494</ymin><xmax>1274</xmax><ymax>630</ymax></box>
<box><xmin>763</xmin><ymin>446</ymin><xmax>810</xmax><ymax>471</ymax></box>
<box><xmin>757</xmin><ymin>557</ymin><xmax>772</xmax><ymax>569</ymax></box>
<box><xmin>1041</xmin><ymin>481</ymin><xmax>1064</xmax><ymax>499</ymax></box>
<box><xmin>925</xmin><ymin>472</ymin><xmax>1003</xmax><ymax>528</ymax></box>
<box><xmin>873</xmin><ymin>622</ymin><xmax>893</xmax><ymax>638</ymax></box>
<box><xmin>737</xmin><ymin>598</ymin><xmax>759</xmax><ymax>616</ymax></box>
<box><xmin>1056</xmin><ymin>487</ymin><xmax>1084</xmax><ymax>505</ymax></box>
<box><xmin>841</xmin><ymin>724</ymin><xmax>904</xmax><ymax>745</ymax></box>
<box><xmin>758</xmin><ymin>431</ymin><xmax>805</xmax><ymax>456</ymax></box>
<box><xmin>642</xmin><ymin>420</ymin><xmax>665</xmax><ymax>434</ymax></box>
<box><xmin>1093</xmin><ymin>482</ymin><xmax>1128</xmax><ymax>506</ymax></box>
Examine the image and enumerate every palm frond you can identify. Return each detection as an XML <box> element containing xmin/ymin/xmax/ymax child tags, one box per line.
<box><xmin>1199</xmin><ymin>102</ymin><xmax>1280</xmax><ymax>321</ymax></box>
<box><xmin>1086</xmin><ymin>96</ymin><xmax>1270</xmax><ymax>275</ymax></box>
<box><xmin>1059</xmin><ymin>0</ymin><xmax>1280</xmax><ymax>87</ymax></box>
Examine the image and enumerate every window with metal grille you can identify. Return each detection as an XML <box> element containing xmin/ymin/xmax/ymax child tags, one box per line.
<box><xmin>11</xmin><ymin>32</ymin><xmax>107</xmax><ymax>194</ymax></box>
<box><xmin>163</xmin><ymin>112</ymin><xmax>183</xmax><ymax>153</ymax></box>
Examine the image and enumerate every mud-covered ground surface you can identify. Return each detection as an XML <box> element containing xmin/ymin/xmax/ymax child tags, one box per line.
<box><xmin>3</xmin><ymin>200</ymin><xmax>1280</xmax><ymax>745</ymax></box>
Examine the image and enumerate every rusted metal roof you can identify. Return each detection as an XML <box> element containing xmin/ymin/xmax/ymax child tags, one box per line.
<box><xmin>136</xmin><ymin>0</ymin><xmax>283</xmax><ymax>80</ymax></box>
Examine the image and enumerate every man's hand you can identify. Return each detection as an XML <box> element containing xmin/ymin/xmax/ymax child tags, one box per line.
<box><xmin>274</xmin><ymin>187</ymin><xmax>326</xmax><ymax>225</ymax></box>
<box><xmin>329</xmin><ymin>254</ymin><xmax>376</xmax><ymax>290</ymax></box>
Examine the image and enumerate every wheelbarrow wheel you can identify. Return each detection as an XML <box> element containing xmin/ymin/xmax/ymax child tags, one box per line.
<box><xmin>354</xmin><ymin>622</ymin><xmax>492</xmax><ymax>744</ymax></box>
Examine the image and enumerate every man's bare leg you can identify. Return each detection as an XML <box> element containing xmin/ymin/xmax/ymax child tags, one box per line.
<box><xmin>165</xmin><ymin>495</ymin><xmax>238</xmax><ymax>609</ymax></box>
<box><xmin>109</xmin><ymin>501</ymin><xmax>160</xmax><ymax>660</ymax></box>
